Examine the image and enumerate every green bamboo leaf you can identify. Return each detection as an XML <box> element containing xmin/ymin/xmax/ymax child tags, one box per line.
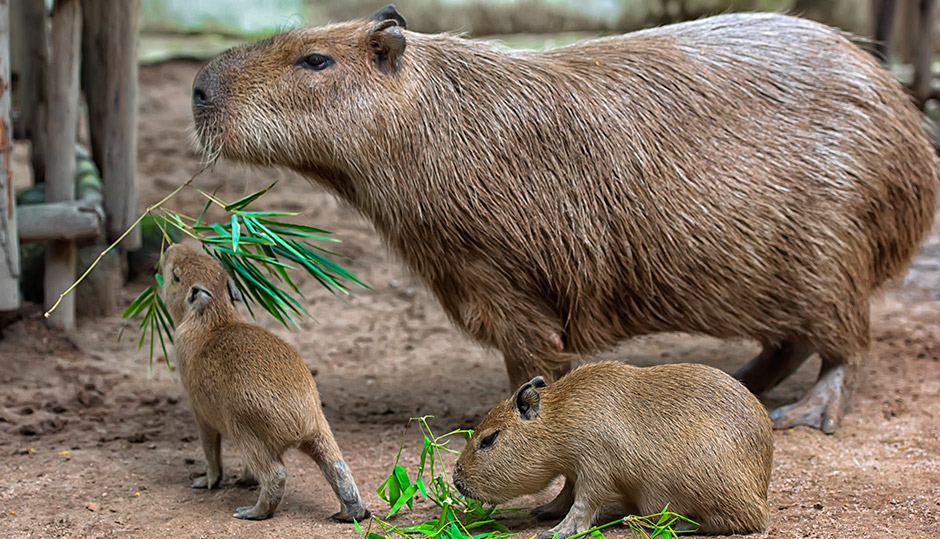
<box><xmin>223</xmin><ymin>184</ymin><xmax>275</xmax><ymax>211</ymax></box>
<box><xmin>194</xmin><ymin>197</ymin><xmax>212</xmax><ymax>227</ymax></box>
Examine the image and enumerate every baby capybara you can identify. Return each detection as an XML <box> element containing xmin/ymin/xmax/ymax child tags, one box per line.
<box><xmin>191</xmin><ymin>6</ymin><xmax>938</xmax><ymax>433</ymax></box>
<box><xmin>159</xmin><ymin>244</ymin><xmax>370</xmax><ymax>521</ymax></box>
<box><xmin>454</xmin><ymin>361</ymin><xmax>774</xmax><ymax>538</ymax></box>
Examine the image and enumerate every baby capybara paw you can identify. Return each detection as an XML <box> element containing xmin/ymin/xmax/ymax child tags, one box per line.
<box><xmin>191</xmin><ymin>474</ymin><xmax>221</xmax><ymax>489</ymax></box>
<box><xmin>332</xmin><ymin>501</ymin><xmax>371</xmax><ymax>523</ymax></box>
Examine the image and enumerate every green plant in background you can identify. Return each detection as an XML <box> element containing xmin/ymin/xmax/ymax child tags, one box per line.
<box><xmin>47</xmin><ymin>169</ymin><xmax>366</xmax><ymax>368</ymax></box>
<box><xmin>359</xmin><ymin>417</ymin><xmax>698</xmax><ymax>539</ymax></box>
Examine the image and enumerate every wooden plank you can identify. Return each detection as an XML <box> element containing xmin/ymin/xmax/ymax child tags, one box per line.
<box><xmin>44</xmin><ymin>0</ymin><xmax>81</xmax><ymax>331</ymax></box>
<box><xmin>0</xmin><ymin>0</ymin><xmax>21</xmax><ymax>311</ymax></box>
<box><xmin>18</xmin><ymin>200</ymin><xmax>103</xmax><ymax>243</ymax></box>
<box><xmin>83</xmin><ymin>0</ymin><xmax>140</xmax><ymax>251</ymax></box>
<box><xmin>10</xmin><ymin>0</ymin><xmax>48</xmax><ymax>183</ymax></box>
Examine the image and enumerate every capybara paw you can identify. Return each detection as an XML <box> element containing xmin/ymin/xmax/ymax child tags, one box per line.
<box><xmin>536</xmin><ymin>532</ymin><xmax>568</xmax><ymax>539</ymax></box>
<box><xmin>770</xmin><ymin>364</ymin><xmax>847</xmax><ymax>434</ymax></box>
<box><xmin>191</xmin><ymin>474</ymin><xmax>221</xmax><ymax>489</ymax></box>
<box><xmin>233</xmin><ymin>504</ymin><xmax>274</xmax><ymax>520</ymax></box>
<box><xmin>332</xmin><ymin>502</ymin><xmax>371</xmax><ymax>523</ymax></box>
<box><xmin>770</xmin><ymin>400</ymin><xmax>840</xmax><ymax>434</ymax></box>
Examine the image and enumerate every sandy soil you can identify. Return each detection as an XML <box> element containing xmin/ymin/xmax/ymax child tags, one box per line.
<box><xmin>0</xmin><ymin>61</ymin><xmax>938</xmax><ymax>539</ymax></box>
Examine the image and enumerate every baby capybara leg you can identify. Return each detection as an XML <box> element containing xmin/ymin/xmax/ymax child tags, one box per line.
<box><xmin>300</xmin><ymin>433</ymin><xmax>370</xmax><ymax>522</ymax></box>
<box><xmin>233</xmin><ymin>445</ymin><xmax>286</xmax><ymax>520</ymax></box>
<box><xmin>734</xmin><ymin>339</ymin><xmax>815</xmax><ymax>395</ymax></box>
<box><xmin>192</xmin><ymin>416</ymin><xmax>222</xmax><ymax>489</ymax></box>
<box><xmin>531</xmin><ymin>478</ymin><xmax>575</xmax><ymax>521</ymax></box>
<box><xmin>769</xmin><ymin>353</ymin><xmax>860</xmax><ymax>434</ymax></box>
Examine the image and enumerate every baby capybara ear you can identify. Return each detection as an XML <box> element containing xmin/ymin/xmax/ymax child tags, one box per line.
<box><xmin>187</xmin><ymin>283</ymin><xmax>213</xmax><ymax>312</ymax></box>
<box><xmin>514</xmin><ymin>377</ymin><xmax>545</xmax><ymax>420</ymax></box>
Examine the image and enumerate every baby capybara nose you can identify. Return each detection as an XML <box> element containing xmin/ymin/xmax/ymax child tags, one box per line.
<box><xmin>192</xmin><ymin>85</ymin><xmax>209</xmax><ymax>107</ymax></box>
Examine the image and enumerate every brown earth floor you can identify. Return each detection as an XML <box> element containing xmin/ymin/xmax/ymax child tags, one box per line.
<box><xmin>1</xmin><ymin>61</ymin><xmax>939</xmax><ymax>538</ymax></box>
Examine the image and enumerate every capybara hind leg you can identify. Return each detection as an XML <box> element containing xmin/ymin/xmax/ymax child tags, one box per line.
<box><xmin>233</xmin><ymin>451</ymin><xmax>286</xmax><ymax>520</ymax></box>
<box><xmin>191</xmin><ymin>416</ymin><xmax>222</xmax><ymax>489</ymax></box>
<box><xmin>300</xmin><ymin>434</ymin><xmax>370</xmax><ymax>522</ymax></box>
<box><xmin>769</xmin><ymin>355</ymin><xmax>860</xmax><ymax>434</ymax></box>
<box><xmin>531</xmin><ymin>477</ymin><xmax>575</xmax><ymax>521</ymax></box>
<box><xmin>735</xmin><ymin>339</ymin><xmax>815</xmax><ymax>395</ymax></box>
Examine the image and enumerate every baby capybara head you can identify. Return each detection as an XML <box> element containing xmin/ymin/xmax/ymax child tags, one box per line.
<box><xmin>453</xmin><ymin>376</ymin><xmax>560</xmax><ymax>505</ymax></box>
<box><xmin>158</xmin><ymin>244</ymin><xmax>241</xmax><ymax>324</ymax></box>
<box><xmin>191</xmin><ymin>5</ymin><xmax>408</xmax><ymax>167</ymax></box>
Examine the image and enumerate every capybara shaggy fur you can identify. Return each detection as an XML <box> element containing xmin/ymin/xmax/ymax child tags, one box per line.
<box><xmin>159</xmin><ymin>244</ymin><xmax>370</xmax><ymax>521</ymax></box>
<box><xmin>191</xmin><ymin>6</ymin><xmax>938</xmax><ymax>433</ymax></box>
<box><xmin>453</xmin><ymin>361</ymin><xmax>774</xmax><ymax>538</ymax></box>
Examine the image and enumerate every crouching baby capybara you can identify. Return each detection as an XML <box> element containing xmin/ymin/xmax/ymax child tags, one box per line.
<box><xmin>191</xmin><ymin>5</ymin><xmax>938</xmax><ymax>433</ymax></box>
<box><xmin>454</xmin><ymin>361</ymin><xmax>774</xmax><ymax>538</ymax></box>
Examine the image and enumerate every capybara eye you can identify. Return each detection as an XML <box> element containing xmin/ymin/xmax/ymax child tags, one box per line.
<box><xmin>478</xmin><ymin>430</ymin><xmax>499</xmax><ymax>450</ymax></box>
<box><xmin>295</xmin><ymin>53</ymin><xmax>335</xmax><ymax>71</ymax></box>
<box><xmin>173</xmin><ymin>271</ymin><xmax>180</xmax><ymax>283</ymax></box>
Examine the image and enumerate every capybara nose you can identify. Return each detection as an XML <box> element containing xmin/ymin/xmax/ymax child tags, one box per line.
<box><xmin>192</xmin><ymin>66</ymin><xmax>220</xmax><ymax>110</ymax></box>
<box><xmin>192</xmin><ymin>86</ymin><xmax>209</xmax><ymax>107</ymax></box>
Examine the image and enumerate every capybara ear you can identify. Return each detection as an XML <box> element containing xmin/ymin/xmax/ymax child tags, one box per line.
<box><xmin>227</xmin><ymin>279</ymin><xmax>242</xmax><ymax>303</ymax></box>
<box><xmin>367</xmin><ymin>19</ymin><xmax>406</xmax><ymax>74</ymax></box>
<box><xmin>187</xmin><ymin>283</ymin><xmax>213</xmax><ymax>312</ymax></box>
<box><xmin>514</xmin><ymin>380</ymin><xmax>543</xmax><ymax>421</ymax></box>
<box><xmin>370</xmin><ymin>4</ymin><xmax>406</xmax><ymax>29</ymax></box>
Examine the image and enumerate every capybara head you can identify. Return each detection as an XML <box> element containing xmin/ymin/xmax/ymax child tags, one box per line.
<box><xmin>453</xmin><ymin>376</ymin><xmax>557</xmax><ymax>504</ymax></box>
<box><xmin>158</xmin><ymin>244</ymin><xmax>241</xmax><ymax>324</ymax></box>
<box><xmin>192</xmin><ymin>5</ymin><xmax>408</xmax><ymax>167</ymax></box>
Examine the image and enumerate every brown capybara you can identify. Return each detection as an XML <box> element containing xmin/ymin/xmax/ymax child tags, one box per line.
<box><xmin>191</xmin><ymin>5</ymin><xmax>938</xmax><ymax>433</ymax></box>
<box><xmin>159</xmin><ymin>244</ymin><xmax>370</xmax><ymax>522</ymax></box>
<box><xmin>453</xmin><ymin>361</ymin><xmax>774</xmax><ymax>538</ymax></box>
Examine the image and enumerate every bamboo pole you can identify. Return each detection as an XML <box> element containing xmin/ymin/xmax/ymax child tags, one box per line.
<box><xmin>82</xmin><ymin>0</ymin><xmax>140</xmax><ymax>251</ymax></box>
<box><xmin>0</xmin><ymin>0</ymin><xmax>21</xmax><ymax>311</ymax></box>
<box><xmin>44</xmin><ymin>0</ymin><xmax>81</xmax><ymax>330</ymax></box>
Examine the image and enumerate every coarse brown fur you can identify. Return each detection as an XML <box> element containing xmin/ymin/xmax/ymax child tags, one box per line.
<box><xmin>453</xmin><ymin>361</ymin><xmax>774</xmax><ymax>538</ymax></box>
<box><xmin>158</xmin><ymin>243</ymin><xmax>370</xmax><ymax>522</ymax></box>
<box><xmin>191</xmin><ymin>7</ymin><xmax>938</xmax><ymax>433</ymax></box>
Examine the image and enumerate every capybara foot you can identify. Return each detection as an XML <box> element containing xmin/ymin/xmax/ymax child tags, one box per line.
<box><xmin>332</xmin><ymin>501</ymin><xmax>371</xmax><ymax>523</ymax></box>
<box><xmin>770</xmin><ymin>364</ymin><xmax>847</xmax><ymax>434</ymax></box>
<box><xmin>233</xmin><ymin>503</ymin><xmax>275</xmax><ymax>520</ymax></box>
<box><xmin>191</xmin><ymin>474</ymin><xmax>221</xmax><ymax>489</ymax></box>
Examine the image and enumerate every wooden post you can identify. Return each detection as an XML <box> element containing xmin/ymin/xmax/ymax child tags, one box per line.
<box><xmin>82</xmin><ymin>0</ymin><xmax>140</xmax><ymax>251</ymax></box>
<box><xmin>871</xmin><ymin>0</ymin><xmax>897</xmax><ymax>65</ymax></box>
<box><xmin>0</xmin><ymin>0</ymin><xmax>21</xmax><ymax>311</ymax></box>
<box><xmin>44</xmin><ymin>0</ymin><xmax>81</xmax><ymax>330</ymax></box>
<box><xmin>912</xmin><ymin>0</ymin><xmax>937</xmax><ymax>107</ymax></box>
<box><xmin>10</xmin><ymin>0</ymin><xmax>48</xmax><ymax>183</ymax></box>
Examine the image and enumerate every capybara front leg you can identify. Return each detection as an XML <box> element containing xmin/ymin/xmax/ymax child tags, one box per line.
<box><xmin>300</xmin><ymin>434</ymin><xmax>371</xmax><ymax>522</ymax></box>
<box><xmin>536</xmin><ymin>484</ymin><xmax>601</xmax><ymax>539</ymax></box>
<box><xmin>734</xmin><ymin>339</ymin><xmax>815</xmax><ymax>395</ymax></box>
<box><xmin>531</xmin><ymin>477</ymin><xmax>575</xmax><ymax>521</ymax></box>
<box><xmin>769</xmin><ymin>354</ymin><xmax>860</xmax><ymax>434</ymax></box>
<box><xmin>191</xmin><ymin>416</ymin><xmax>222</xmax><ymax>489</ymax></box>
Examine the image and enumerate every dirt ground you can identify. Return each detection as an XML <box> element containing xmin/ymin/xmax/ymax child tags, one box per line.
<box><xmin>1</xmin><ymin>60</ymin><xmax>938</xmax><ymax>539</ymax></box>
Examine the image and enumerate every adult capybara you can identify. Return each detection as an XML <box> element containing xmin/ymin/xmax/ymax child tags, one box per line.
<box><xmin>191</xmin><ymin>5</ymin><xmax>938</xmax><ymax>433</ymax></box>
<box><xmin>159</xmin><ymin>244</ymin><xmax>370</xmax><ymax>521</ymax></box>
<box><xmin>453</xmin><ymin>361</ymin><xmax>774</xmax><ymax>538</ymax></box>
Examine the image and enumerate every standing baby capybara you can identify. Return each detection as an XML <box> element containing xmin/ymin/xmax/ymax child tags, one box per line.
<box><xmin>159</xmin><ymin>244</ymin><xmax>370</xmax><ymax>521</ymax></box>
<box><xmin>190</xmin><ymin>5</ymin><xmax>938</xmax><ymax>433</ymax></box>
<box><xmin>453</xmin><ymin>361</ymin><xmax>774</xmax><ymax>538</ymax></box>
